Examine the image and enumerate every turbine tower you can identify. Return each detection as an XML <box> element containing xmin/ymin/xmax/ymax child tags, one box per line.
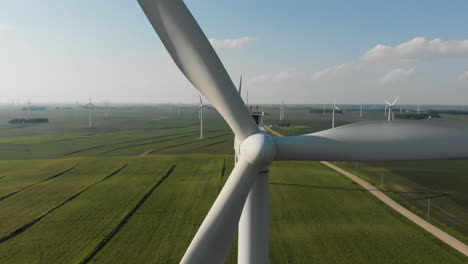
<box><xmin>137</xmin><ymin>1</ymin><xmax>468</xmax><ymax>263</ymax></box>
<box><xmin>198</xmin><ymin>96</ymin><xmax>205</xmax><ymax>139</ymax></box>
<box><xmin>85</xmin><ymin>97</ymin><xmax>95</xmax><ymax>128</ymax></box>
<box><xmin>360</xmin><ymin>104</ymin><xmax>363</xmax><ymax>118</ymax></box>
<box><xmin>332</xmin><ymin>97</ymin><xmax>340</xmax><ymax>128</ymax></box>
<box><xmin>384</xmin><ymin>97</ymin><xmax>399</xmax><ymax>121</ymax></box>
<box><xmin>280</xmin><ymin>101</ymin><xmax>285</xmax><ymax>121</ymax></box>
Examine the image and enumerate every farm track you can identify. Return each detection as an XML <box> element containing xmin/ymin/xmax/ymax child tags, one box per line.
<box><xmin>0</xmin><ymin>167</ymin><xmax>75</xmax><ymax>201</ymax></box>
<box><xmin>148</xmin><ymin>133</ymin><xmax>230</xmax><ymax>155</ymax></box>
<box><xmin>0</xmin><ymin>164</ymin><xmax>128</xmax><ymax>244</ymax></box>
<box><xmin>79</xmin><ymin>164</ymin><xmax>176</xmax><ymax>264</ymax></box>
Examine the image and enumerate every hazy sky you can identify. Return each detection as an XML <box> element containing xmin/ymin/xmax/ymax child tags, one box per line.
<box><xmin>1</xmin><ymin>0</ymin><xmax>468</xmax><ymax>105</ymax></box>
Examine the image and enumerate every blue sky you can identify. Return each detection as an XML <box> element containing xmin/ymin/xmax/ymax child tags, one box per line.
<box><xmin>1</xmin><ymin>0</ymin><xmax>468</xmax><ymax>104</ymax></box>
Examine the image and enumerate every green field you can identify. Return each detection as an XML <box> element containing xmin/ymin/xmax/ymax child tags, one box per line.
<box><xmin>0</xmin><ymin>105</ymin><xmax>467</xmax><ymax>263</ymax></box>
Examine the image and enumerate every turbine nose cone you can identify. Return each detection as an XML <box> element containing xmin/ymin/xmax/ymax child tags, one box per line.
<box><xmin>239</xmin><ymin>132</ymin><xmax>276</xmax><ymax>168</ymax></box>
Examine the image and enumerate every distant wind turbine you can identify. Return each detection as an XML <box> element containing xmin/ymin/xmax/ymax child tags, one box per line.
<box><xmin>360</xmin><ymin>104</ymin><xmax>363</xmax><ymax>118</ymax></box>
<box><xmin>104</xmin><ymin>100</ymin><xmax>109</xmax><ymax>118</ymax></box>
<box><xmin>384</xmin><ymin>97</ymin><xmax>399</xmax><ymax>121</ymax></box>
<box><xmin>280</xmin><ymin>101</ymin><xmax>285</xmax><ymax>121</ymax></box>
<box><xmin>332</xmin><ymin>97</ymin><xmax>340</xmax><ymax>128</ymax></box>
<box><xmin>198</xmin><ymin>95</ymin><xmax>205</xmax><ymax>139</ymax></box>
<box><xmin>85</xmin><ymin>97</ymin><xmax>95</xmax><ymax>128</ymax></box>
<box><xmin>26</xmin><ymin>98</ymin><xmax>31</xmax><ymax>119</ymax></box>
<box><xmin>238</xmin><ymin>74</ymin><xmax>242</xmax><ymax>97</ymax></box>
<box><xmin>417</xmin><ymin>104</ymin><xmax>420</xmax><ymax>115</ymax></box>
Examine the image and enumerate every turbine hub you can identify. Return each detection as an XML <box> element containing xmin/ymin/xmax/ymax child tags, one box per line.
<box><xmin>239</xmin><ymin>132</ymin><xmax>276</xmax><ymax>168</ymax></box>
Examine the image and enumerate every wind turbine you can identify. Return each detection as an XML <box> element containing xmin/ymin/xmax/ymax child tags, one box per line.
<box><xmin>332</xmin><ymin>97</ymin><xmax>340</xmax><ymax>128</ymax></box>
<box><xmin>85</xmin><ymin>97</ymin><xmax>95</xmax><ymax>128</ymax></box>
<box><xmin>26</xmin><ymin>98</ymin><xmax>31</xmax><ymax>119</ymax></box>
<box><xmin>417</xmin><ymin>104</ymin><xmax>420</xmax><ymax>114</ymax></box>
<box><xmin>280</xmin><ymin>101</ymin><xmax>285</xmax><ymax>121</ymax></box>
<box><xmin>360</xmin><ymin>104</ymin><xmax>363</xmax><ymax>118</ymax></box>
<box><xmin>238</xmin><ymin>74</ymin><xmax>243</xmax><ymax>97</ymax></box>
<box><xmin>198</xmin><ymin>96</ymin><xmax>205</xmax><ymax>139</ymax></box>
<box><xmin>104</xmin><ymin>100</ymin><xmax>109</xmax><ymax>118</ymax></box>
<box><xmin>384</xmin><ymin>97</ymin><xmax>399</xmax><ymax>121</ymax></box>
<box><xmin>138</xmin><ymin>1</ymin><xmax>468</xmax><ymax>263</ymax></box>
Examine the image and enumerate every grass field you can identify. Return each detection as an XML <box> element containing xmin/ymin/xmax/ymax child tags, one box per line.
<box><xmin>0</xmin><ymin>105</ymin><xmax>467</xmax><ymax>263</ymax></box>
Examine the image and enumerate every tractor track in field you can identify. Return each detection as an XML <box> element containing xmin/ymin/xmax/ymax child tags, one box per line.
<box><xmin>79</xmin><ymin>164</ymin><xmax>176</xmax><ymax>264</ymax></box>
<box><xmin>64</xmin><ymin>145</ymin><xmax>107</xmax><ymax>155</ymax></box>
<box><xmin>147</xmin><ymin>133</ymin><xmax>230</xmax><ymax>155</ymax></box>
<box><xmin>199</xmin><ymin>140</ymin><xmax>227</xmax><ymax>148</ymax></box>
<box><xmin>104</xmin><ymin>132</ymin><xmax>200</xmax><ymax>154</ymax></box>
<box><xmin>143</xmin><ymin>125</ymin><xmax>196</xmax><ymax>130</ymax></box>
<box><xmin>0</xmin><ymin>167</ymin><xmax>75</xmax><ymax>202</ymax></box>
<box><xmin>62</xmin><ymin>131</ymin><xmax>198</xmax><ymax>156</ymax></box>
<box><xmin>0</xmin><ymin>164</ymin><xmax>128</xmax><ymax>244</ymax></box>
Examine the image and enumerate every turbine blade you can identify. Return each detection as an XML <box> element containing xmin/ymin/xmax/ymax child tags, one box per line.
<box><xmin>274</xmin><ymin>120</ymin><xmax>468</xmax><ymax>161</ymax></box>
<box><xmin>180</xmin><ymin>158</ymin><xmax>260</xmax><ymax>264</ymax></box>
<box><xmin>384</xmin><ymin>100</ymin><xmax>391</xmax><ymax>106</ymax></box>
<box><xmin>392</xmin><ymin>96</ymin><xmax>399</xmax><ymax>106</ymax></box>
<box><xmin>199</xmin><ymin>95</ymin><xmax>203</xmax><ymax>105</ymax></box>
<box><xmin>138</xmin><ymin>0</ymin><xmax>258</xmax><ymax>141</ymax></box>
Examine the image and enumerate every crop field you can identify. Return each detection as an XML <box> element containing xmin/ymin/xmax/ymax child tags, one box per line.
<box><xmin>0</xmin><ymin>157</ymin><xmax>465</xmax><ymax>263</ymax></box>
<box><xmin>0</xmin><ymin>105</ymin><xmax>467</xmax><ymax>263</ymax></box>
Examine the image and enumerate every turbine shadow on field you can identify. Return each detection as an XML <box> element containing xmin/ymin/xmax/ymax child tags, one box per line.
<box><xmin>269</xmin><ymin>182</ymin><xmax>453</xmax><ymax>199</ymax></box>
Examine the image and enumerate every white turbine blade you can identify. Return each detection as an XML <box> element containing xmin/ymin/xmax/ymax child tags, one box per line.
<box><xmin>138</xmin><ymin>0</ymin><xmax>258</xmax><ymax>141</ymax></box>
<box><xmin>199</xmin><ymin>95</ymin><xmax>203</xmax><ymax>106</ymax></box>
<box><xmin>335</xmin><ymin>106</ymin><xmax>340</xmax><ymax>111</ymax></box>
<box><xmin>384</xmin><ymin>99</ymin><xmax>391</xmax><ymax>106</ymax></box>
<box><xmin>391</xmin><ymin>96</ymin><xmax>399</xmax><ymax>106</ymax></box>
<box><xmin>274</xmin><ymin>120</ymin><xmax>468</xmax><ymax>161</ymax></box>
<box><xmin>180</xmin><ymin>158</ymin><xmax>260</xmax><ymax>264</ymax></box>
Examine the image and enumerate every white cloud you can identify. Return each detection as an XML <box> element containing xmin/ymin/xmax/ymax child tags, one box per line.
<box><xmin>209</xmin><ymin>37</ymin><xmax>256</xmax><ymax>49</ymax></box>
<box><xmin>458</xmin><ymin>71</ymin><xmax>468</xmax><ymax>81</ymax></box>
<box><xmin>248</xmin><ymin>64</ymin><xmax>355</xmax><ymax>85</ymax></box>
<box><xmin>310</xmin><ymin>64</ymin><xmax>353</xmax><ymax>81</ymax></box>
<box><xmin>248</xmin><ymin>73</ymin><xmax>273</xmax><ymax>85</ymax></box>
<box><xmin>380</xmin><ymin>68</ymin><xmax>415</xmax><ymax>84</ymax></box>
<box><xmin>0</xmin><ymin>24</ymin><xmax>12</xmax><ymax>32</ymax></box>
<box><xmin>361</xmin><ymin>37</ymin><xmax>468</xmax><ymax>63</ymax></box>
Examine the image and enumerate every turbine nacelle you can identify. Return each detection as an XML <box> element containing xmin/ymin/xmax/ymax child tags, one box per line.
<box><xmin>239</xmin><ymin>132</ymin><xmax>276</xmax><ymax>169</ymax></box>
